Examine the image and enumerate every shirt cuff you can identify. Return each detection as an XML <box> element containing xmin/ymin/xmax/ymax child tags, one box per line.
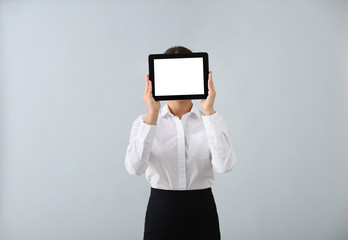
<box><xmin>202</xmin><ymin>111</ymin><xmax>224</xmax><ymax>129</ymax></box>
<box><xmin>202</xmin><ymin>112</ymin><xmax>227</xmax><ymax>142</ymax></box>
<box><xmin>136</xmin><ymin>117</ymin><xmax>157</xmax><ymax>144</ymax></box>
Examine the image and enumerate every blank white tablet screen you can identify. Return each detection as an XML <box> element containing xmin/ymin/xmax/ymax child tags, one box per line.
<box><xmin>154</xmin><ymin>57</ymin><xmax>204</xmax><ymax>96</ymax></box>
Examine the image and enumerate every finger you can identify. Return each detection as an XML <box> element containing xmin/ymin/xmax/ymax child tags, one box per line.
<box><xmin>208</xmin><ymin>72</ymin><xmax>212</xmax><ymax>88</ymax></box>
<box><xmin>148</xmin><ymin>80</ymin><xmax>152</xmax><ymax>94</ymax></box>
<box><xmin>147</xmin><ymin>80</ymin><xmax>153</xmax><ymax>96</ymax></box>
<box><xmin>209</xmin><ymin>72</ymin><xmax>215</xmax><ymax>91</ymax></box>
<box><xmin>145</xmin><ymin>74</ymin><xmax>149</xmax><ymax>95</ymax></box>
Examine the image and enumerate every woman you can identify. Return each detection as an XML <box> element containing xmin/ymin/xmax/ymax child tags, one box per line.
<box><xmin>125</xmin><ymin>46</ymin><xmax>237</xmax><ymax>240</ymax></box>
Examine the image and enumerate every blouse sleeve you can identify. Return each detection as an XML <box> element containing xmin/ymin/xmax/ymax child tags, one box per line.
<box><xmin>202</xmin><ymin>111</ymin><xmax>237</xmax><ymax>173</ymax></box>
<box><xmin>124</xmin><ymin>114</ymin><xmax>157</xmax><ymax>176</ymax></box>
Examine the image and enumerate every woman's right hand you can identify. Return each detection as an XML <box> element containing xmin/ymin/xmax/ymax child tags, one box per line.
<box><xmin>143</xmin><ymin>74</ymin><xmax>161</xmax><ymax>113</ymax></box>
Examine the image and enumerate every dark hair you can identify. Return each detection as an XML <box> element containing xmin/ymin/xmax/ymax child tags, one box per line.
<box><xmin>164</xmin><ymin>46</ymin><xmax>192</xmax><ymax>54</ymax></box>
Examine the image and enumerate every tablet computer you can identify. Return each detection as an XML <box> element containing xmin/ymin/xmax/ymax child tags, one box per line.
<box><xmin>148</xmin><ymin>52</ymin><xmax>209</xmax><ymax>101</ymax></box>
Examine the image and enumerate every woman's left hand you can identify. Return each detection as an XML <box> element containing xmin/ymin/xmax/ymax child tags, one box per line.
<box><xmin>200</xmin><ymin>71</ymin><xmax>216</xmax><ymax>115</ymax></box>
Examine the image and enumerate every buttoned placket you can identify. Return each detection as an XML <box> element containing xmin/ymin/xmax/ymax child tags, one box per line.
<box><xmin>173</xmin><ymin>115</ymin><xmax>187</xmax><ymax>190</ymax></box>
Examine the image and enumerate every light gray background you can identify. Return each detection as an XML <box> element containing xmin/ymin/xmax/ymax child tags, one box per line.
<box><xmin>1</xmin><ymin>0</ymin><xmax>347</xmax><ymax>239</ymax></box>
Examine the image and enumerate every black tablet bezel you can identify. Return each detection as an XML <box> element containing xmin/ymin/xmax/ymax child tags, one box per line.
<box><xmin>148</xmin><ymin>52</ymin><xmax>209</xmax><ymax>101</ymax></box>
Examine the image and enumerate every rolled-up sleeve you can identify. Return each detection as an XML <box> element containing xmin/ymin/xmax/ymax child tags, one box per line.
<box><xmin>202</xmin><ymin>112</ymin><xmax>237</xmax><ymax>173</ymax></box>
<box><xmin>125</xmin><ymin>114</ymin><xmax>157</xmax><ymax>176</ymax></box>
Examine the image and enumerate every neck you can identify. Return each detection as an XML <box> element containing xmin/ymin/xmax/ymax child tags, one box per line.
<box><xmin>167</xmin><ymin>100</ymin><xmax>193</xmax><ymax>119</ymax></box>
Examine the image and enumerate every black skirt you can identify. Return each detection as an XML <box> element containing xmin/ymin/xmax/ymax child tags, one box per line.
<box><xmin>143</xmin><ymin>187</ymin><xmax>221</xmax><ymax>240</ymax></box>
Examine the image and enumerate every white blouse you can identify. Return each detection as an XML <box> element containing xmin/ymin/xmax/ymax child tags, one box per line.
<box><xmin>124</xmin><ymin>103</ymin><xmax>237</xmax><ymax>190</ymax></box>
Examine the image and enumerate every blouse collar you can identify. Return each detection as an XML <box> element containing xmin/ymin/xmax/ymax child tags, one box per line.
<box><xmin>160</xmin><ymin>103</ymin><xmax>201</xmax><ymax>119</ymax></box>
